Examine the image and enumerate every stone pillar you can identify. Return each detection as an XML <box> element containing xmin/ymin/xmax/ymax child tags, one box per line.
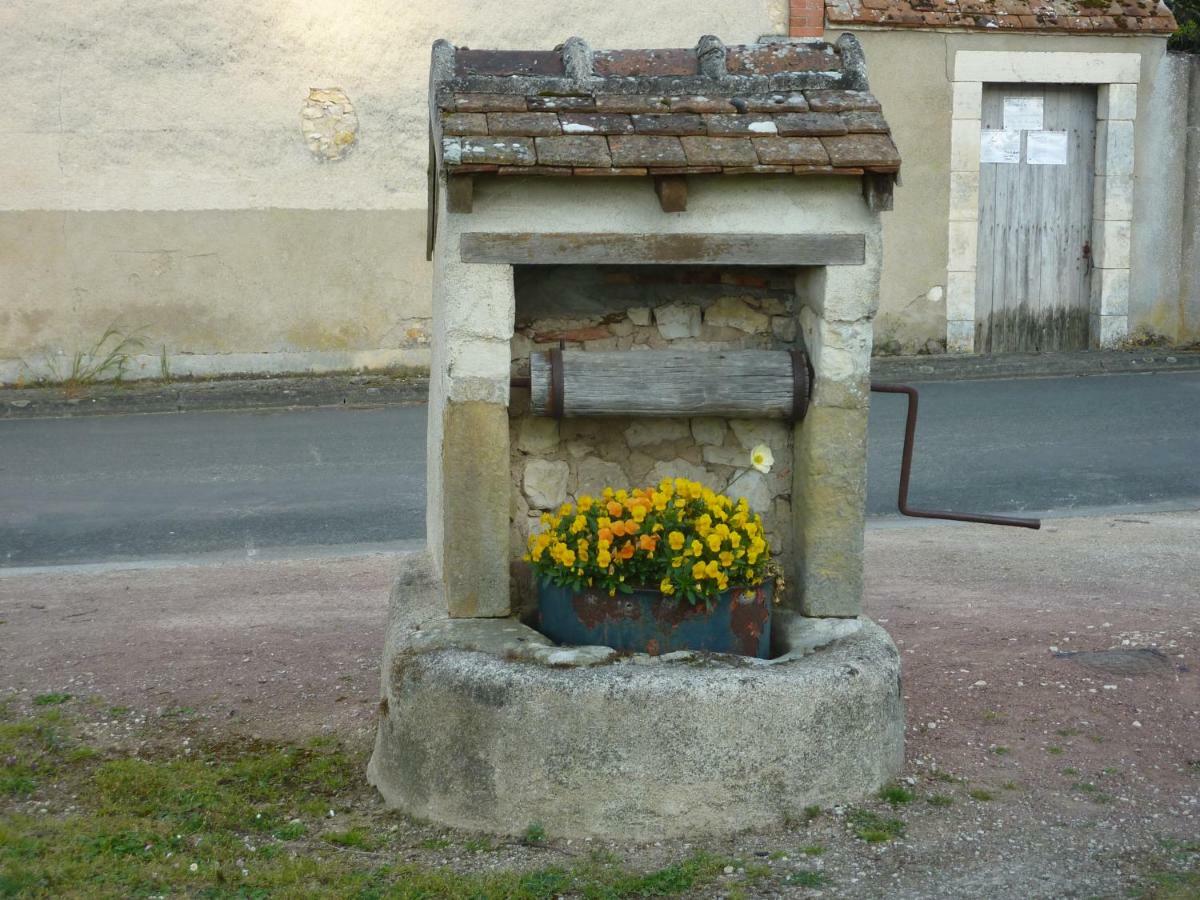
<box><xmin>428</xmin><ymin>207</ymin><xmax>515</xmax><ymax>617</ymax></box>
<box><xmin>791</xmin><ymin>260</ymin><xmax>877</xmax><ymax>618</ymax></box>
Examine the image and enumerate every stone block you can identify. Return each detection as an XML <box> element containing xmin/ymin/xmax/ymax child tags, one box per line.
<box><xmin>442</xmin><ymin>401</ymin><xmax>511</xmax><ymax>617</ymax></box>
<box><xmin>952</xmin><ymin>81</ymin><xmax>982</xmax><ymax>119</ymax></box>
<box><xmin>574</xmin><ymin>456</ymin><xmax>629</xmax><ymax>497</ymax></box>
<box><xmin>798</xmin><ymin>308</ymin><xmax>871</xmax><ymax>410</ymax></box>
<box><xmin>455</xmin><ymin>137</ymin><xmax>536</xmax><ymax>166</ymax></box>
<box><xmin>729</xmin><ymin>419</ymin><xmax>791</xmax><ymax>453</ymax></box>
<box><xmin>647</xmin><ymin>458</ymin><xmax>720</xmax><ymax>490</ymax></box>
<box><xmin>516</xmin><ymin>416</ymin><xmax>560</xmax><ymax>453</ymax></box>
<box><xmin>630</xmin><ymin>113</ymin><xmax>704</xmax><ymax>135</ymax></box>
<box><xmin>841</xmin><ymin>111</ymin><xmax>889</xmax><ymax>134</ymax></box>
<box><xmin>1099</xmin><ymin>83</ymin><xmax>1137</xmax><ymax>121</ymax></box>
<box><xmin>774</xmin><ymin>112</ymin><xmax>847</xmax><ymax>136</ymax></box>
<box><xmin>690</xmin><ymin>417</ymin><xmax>727</xmax><ymax>446</ymax></box>
<box><xmin>946</xmin><ymin>319</ymin><xmax>975</xmax><ymax>354</ymax></box>
<box><xmin>1096</xmin><ymin>314</ymin><xmax>1128</xmax><ymax>348</ymax></box>
<box><xmin>624</xmin><ymin>419</ymin><xmax>691</xmax><ymax>448</ymax></box>
<box><xmin>628</xmin><ymin>307</ymin><xmax>652</xmax><ymax>326</ymax></box>
<box><xmin>792</xmin><ymin>405</ymin><xmax>867</xmax><ymax>617</ymax></box>
<box><xmin>535</xmin><ymin>135</ymin><xmax>612</xmax><ymax>167</ymax></box>
<box><xmin>702</xmin><ymin>443</ymin><xmax>749</xmax><ymax>467</ymax></box>
<box><xmin>654</xmin><ymin>302</ymin><xmax>702</xmax><ymax>339</ymax></box>
<box><xmin>820</xmin><ymin>133</ymin><xmax>900</xmax><ymax>168</ymax></box>
<box><xmin>703</xmin><ymin>296</ymin><xmax>771</xmax><ymax>333</ymax></box>
<box><xmin>950</xmin><ymin>118</ymin><xmax>981</xmax><ymax>173</ymax></box>
<box><xmin>703</xmin><ymin>113</ymin><xmax>778</xmax><ymax>135</ymax></box>
<box><xmin>486</xmin><ymin>112</ymin><xmax>562</xmax><ymax>136</ymax></box>
<box><xmin>948</xmin><ymin>170</ymin><xmax>980</xmax><ymax>222</ymax></box>
<box><xmin>608</xmin><ymin>135</ymin><xmax>687</xmax><ymax>167</ymax></box>
<box><xmin>559</xmin><ymin>113</ymin><xmax>635</xmax><ymax>135</ymax></box>
<box><xmin>1095</xmin><ymin>267</ymin><xmax>1130</xmax><ymax>317</ymax></box>
<box><xmin>1096</xmin><ymin>119</ymin><xmax>1134</xmax><ymax>177</ymax></box>
<box><xmin>752</xmin><ymin>136</ymin><xmax>829</xmax><ymax>166</ymax></box>
<box><xmin>1095</xmin><ymin>173</ymin><xmax>1133</xmax><ymax>222</ymax></box>
<box><xmin>442</xmin><ymin>113</ymin><xmax>489</xmax><ymax>135</ymax></box>
<box><xmin>726</xmin><ymin>469</ymin><xmax>772</xmax><ymax>513</ymax></box>
<box><xmin>947</xmin><ymin>220</ymin><xmax>978</xmax><ymax>272</ymax></box>
<box><xmin>945</xmin><ymin>271</ymin><xmax>977</xmax><ymax>322</ymax></box>
<box><xmin>523</xmin><ymin>459</ymin><xmax>570</xmax><ymax>510</ymax></box>
<box><xmin>679</xmin><ymin>136</ymin><xmax>758</xmax><ymax>167</ymax></box>
<box><xmin>1093</xmin><ymin>218</ymin><xmax>1131</xmax><ymax>269</ymax></box>
<box><xmin>771</xmin><ymin>316</ymin><xmax>798</xmax><ymax>342</ymax></box>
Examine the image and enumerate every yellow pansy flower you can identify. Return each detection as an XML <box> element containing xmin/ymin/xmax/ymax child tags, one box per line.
<box><xmin>668</xmin><ymin>531</ymin><xmax>685</xmax><ymax>551</ymax></box>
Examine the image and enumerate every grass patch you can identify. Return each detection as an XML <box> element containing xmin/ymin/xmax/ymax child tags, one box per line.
<box><xmin>800</xmin><ymin>844</ymin><xmax>825</xmax><ymax>856</ymax></box>
<box><xmin>32</xmin><ymin>693</ymin><xmax>71</xmax><ymax>707</ymax></box>
<box><xmin>846</xmin><ymin>808</ymin><xmax>906</xmax><ymax>843</ymax></box>
<box><xmin>785</xmin><ymin>870</ymin><xmax>829</xmax><ymax>887</ymax></box>
<box><xmin>927</xmin><ymin>794</ymin><xmax>954</xmax><ymax>808</ymax></box>
<box><xmin>523</xmin><ymin>822</ymin><xmax>546</xmax><ymax>844</ymax></box>
<box><xmin>968</xmin><ymin>789</ymin><xmax>995</xmax><ymax>802</ymax></box>
<box><xmin>1055</xmin><ymin>727</ymin><xmax>1081</xmax><ymax>738</ymax></box>
<box><xmin>879</xmin><ymin>783</ymin><xmax>914</xmax><ymax>805</ymax></box>
<box><xmin>1046</xmin><ymin>745</ymin><xmax>1064</xmax><ymax>755</ymax></box>
<box><xmin>421</xmin><ymin>837</ymin><xmax>453</xmax><ymax>850</ymax></box>
<box><xmin>990</xmin><ymin>746</ymin><xmax>1010</xmax><ymax>756</ymax></box>
<box><xmin>0</xmin><ymin>704</ymin><xmax>753</xmax><ymax>899</ymax></box>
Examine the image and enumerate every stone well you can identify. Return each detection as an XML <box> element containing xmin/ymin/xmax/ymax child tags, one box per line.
<box><xmin>369</xmin><ymin>34</ymin><xmax>906</xmax><ymax>839</ymax></box>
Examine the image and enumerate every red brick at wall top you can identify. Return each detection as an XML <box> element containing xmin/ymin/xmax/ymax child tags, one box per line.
<box><xmin>789</xmin><ymin>0</ymin><xmax>826</xmax><ymax>36</ymax></box>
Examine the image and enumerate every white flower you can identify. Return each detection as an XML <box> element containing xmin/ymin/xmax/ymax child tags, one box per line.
<box><xmin>189</xmin><ymin>863</ymin><xmax>199</xmax><ymax>873</ymax></box>
<box><xmin>750</xmin><ymin>444</ymin><xmax>774</xmax><ymax>474</ymax></box>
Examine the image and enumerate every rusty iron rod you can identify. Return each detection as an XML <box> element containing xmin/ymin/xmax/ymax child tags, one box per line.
<box><xmin>871</xmin><ymin>381</ymin><xmax>1041</xmax><ymax>530</ymax></box>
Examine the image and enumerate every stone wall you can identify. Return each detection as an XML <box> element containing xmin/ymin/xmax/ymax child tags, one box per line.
<box><xmin>507</xmin><ymin>266</ymin><xmax>802</xmax><ymax>606</ymax></box>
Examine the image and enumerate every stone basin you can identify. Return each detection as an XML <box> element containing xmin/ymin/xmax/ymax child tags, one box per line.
<box><xmin>368</xmin><ymin>555</ymin><xmax>904</xmax><ymax>840</ymax></box>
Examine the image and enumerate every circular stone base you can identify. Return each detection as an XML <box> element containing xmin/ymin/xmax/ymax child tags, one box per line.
<box><xmin>368</xmin><ymin>561</ymin><xmax>904</xmax><ymax>840</ymax></box>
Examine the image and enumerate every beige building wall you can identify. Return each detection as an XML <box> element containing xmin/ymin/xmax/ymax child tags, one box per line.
<box><xmin>0</xmin><ymin>0</ymin><xmax>786</xmax><ymax>383</ymax></box>
<box><xmin>840</xmin><ymin>29</ymin><xmax>1170</xmax><ymax>354</ymax></box>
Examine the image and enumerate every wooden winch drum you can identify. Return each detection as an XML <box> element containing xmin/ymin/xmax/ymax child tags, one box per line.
<box><xmin>529</xmin><ymin>349</ymin><xmax>810</xmax><ymax>420</ymax></box>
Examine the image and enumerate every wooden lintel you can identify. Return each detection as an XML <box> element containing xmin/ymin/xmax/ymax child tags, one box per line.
<box><xmin>446</xmin><ymin>175</ymin><xmax>474</xmax><ymax>213</ymax></box>
<box><xmin>459</xmin><ymin>232</ymin><xmax>866</xmax><ymax>266</ymax></box>
<box><xmin>653</xmin><ymin>175</ymin><xmax>688</xmax><ymax>213</ymax></box>
<box><xmin>861</xmin><ymin>173</ymin><xmax>894</xmax><ymax>213</ymax></box>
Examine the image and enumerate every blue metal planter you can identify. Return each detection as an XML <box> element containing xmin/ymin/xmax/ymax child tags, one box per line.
<box><xmin>537</xmin><ymin>579</ymin><xmax>774</xmax><ymax>659</ymax></box>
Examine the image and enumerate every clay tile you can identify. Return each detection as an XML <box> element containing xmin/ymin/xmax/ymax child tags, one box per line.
<box><xmin>455</xmin><ymin>49</ymin><xmax>565</xmax><ymax>77</ymax></box>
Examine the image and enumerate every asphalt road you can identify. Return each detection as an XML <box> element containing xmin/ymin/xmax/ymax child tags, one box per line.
<box><xmin>1</xmin><ymin>372</ymin><xmax>1198</xmax><ymax>568</ymax></box>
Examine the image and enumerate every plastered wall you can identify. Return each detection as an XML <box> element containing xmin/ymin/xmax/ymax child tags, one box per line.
<box><xmin>0</xmin><ymin>0</ymin><xmax>785</xmax><ymax>383</ymax></box>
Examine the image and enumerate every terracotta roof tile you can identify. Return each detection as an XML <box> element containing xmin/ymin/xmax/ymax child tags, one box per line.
<box><xmin>824</xmin><ymin>0</ymin><xmax>1176</xmax><ymax>31</ymax></box>
<box><xmin>431</xmin><ymin>35</ymin><xmax>902</xmax><ymax>180</ymax></box>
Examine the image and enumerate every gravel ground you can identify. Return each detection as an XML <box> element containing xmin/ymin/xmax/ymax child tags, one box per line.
<box><xmin>1</xmin><ymin>511</ymin><xmax>1197</xmax><ymax>898</ymax></box>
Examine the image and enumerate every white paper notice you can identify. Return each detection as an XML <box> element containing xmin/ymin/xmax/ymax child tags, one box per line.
<box><xmin>1027</xmin><ymin>130</ymin><xmax>1068</xmax><ymax>166</ymax></box>
<box><xmin>980</xmin><ymin>130</ymin><xmax>1021</xmax><ymax>164</ymax></box>
<box><xmin>1003</xmin><ymin>97</ymin><xmax>1043</xmax><ymax>131</ymax></box>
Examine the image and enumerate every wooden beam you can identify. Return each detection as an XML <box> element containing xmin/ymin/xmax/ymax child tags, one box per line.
<box><xmin>460</xmin><ymin>232</ymin><xmax>865</xmax><ymax>266</ymax></box>
<box><xmin>861</xmin><ymin>173</ymin><xmax>894</xmax><ymax>213</ymax></box>
<box><xmin>654</xmin><ymin>175</ymin><xmax>688</xmax><ymax>213</ymax></box>
<box><xmin>531</xmin><ymin>350</ymin><xmax>798</xmax><ymax>419</ymax></box>
<box><xmin>446</xmin><ymin>175</ymin><xmax>474</xmax><ymax>213</ymax></box>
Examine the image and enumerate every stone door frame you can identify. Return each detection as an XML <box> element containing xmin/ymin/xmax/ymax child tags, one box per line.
<box><xmin>945</xmin><ymin>51</ymin><xmax>1141</xmax><ymax>353</ymax></box>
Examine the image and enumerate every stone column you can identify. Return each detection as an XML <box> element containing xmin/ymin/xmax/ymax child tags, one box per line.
<box><xmin>790</xmin><ymin>258</ymin><xmax>878</xmax><ymax>618</ymax></box>
<box><xmin>428</xmin><ymin>206</ymin><xmax>515</xmax><ymax>617</ymax></box>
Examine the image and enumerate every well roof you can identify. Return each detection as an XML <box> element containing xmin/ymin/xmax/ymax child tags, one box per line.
<box><xmin>430</xmin><ymin>35</ymin><xmax>901</xmax><ymax>178</ymax></box>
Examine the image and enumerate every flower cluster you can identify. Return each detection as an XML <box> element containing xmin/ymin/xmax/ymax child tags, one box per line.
<box><xmin>526</xmin><ymin>479</ymin><xmax>771</xmax><ymax>605</ymax></box>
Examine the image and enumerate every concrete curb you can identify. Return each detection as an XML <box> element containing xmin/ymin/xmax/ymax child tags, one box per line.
<box><xmin>871</xmin><ymin>349</ymin><xmax>1200</xmax><ymax>383</ymax></box>
<box><xmin>0</xmin><ymin>373</ymin><xmax>429</xmax><ymax>419</ymax></box>
<box><xmin>4</xmin><ymin>349</ymin><xmax>1198</xmax><ymax>418</ymax></box>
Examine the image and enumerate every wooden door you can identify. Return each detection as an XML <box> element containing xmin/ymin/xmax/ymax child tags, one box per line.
<box><xmin>975</xmin><ymin>84</ymin><xmax>1097</xmax><ymax>352</ymax></box>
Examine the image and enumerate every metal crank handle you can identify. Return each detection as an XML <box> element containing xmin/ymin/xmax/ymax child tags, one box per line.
<box><xmin>870</xmin><ymin>382</ymin><xmax>1041</xmax><ymax>530</ymax></box>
